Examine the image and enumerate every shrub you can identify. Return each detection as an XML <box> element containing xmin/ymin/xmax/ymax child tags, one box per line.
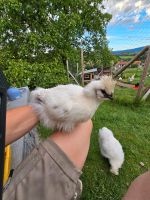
<box><xmin>3</xmin><ymin>59</ymin><xmax>69</xmax><ymax>89</ymax></box>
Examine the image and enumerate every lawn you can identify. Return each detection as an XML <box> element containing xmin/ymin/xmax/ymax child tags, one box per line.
<box><xmin>119</xmin><ymin>55</ymin><xmax>134</xmax><ymax>61</ymax></box>
<box><xmin>120</xmin><ymin>67</ymin><xmax>150</xmax><ymax>86</ymax></box>
<box><xmin>39</xmin><ymin>85</ymin><xmax>150</xmax><ymax>200</ymax></box>
<box><xmin>80</xmin><ymin>87</ymin><xmax>150</xmax><ymax>200</ymax></box>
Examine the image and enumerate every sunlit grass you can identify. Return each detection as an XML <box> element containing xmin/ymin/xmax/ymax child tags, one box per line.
<box><xmin>81</xmin><ymin>88</ymin><xmax>150</xmax><ymax>200</ymax></box>
<box><xmin>121</xmin><ymin>68</ymin><xmax>150</xmax><ymax>87</ymax></box>
<box><xmin>39</xmin><ymin>85</ymin><xmax>150</xmax><ymax>200</ymax></box>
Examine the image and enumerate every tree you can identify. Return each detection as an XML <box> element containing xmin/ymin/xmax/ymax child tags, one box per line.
<box><xmin>100</xmin><ymin>45</ymin><xmax>117</xmax><ymax>68</ymax></box>
<box><xmin>0</xmin><ymin>0</ymin><xmax>111</xmax><ymax>87</ymax></box>
<box><xmin>84</xmin><ymin>44</ymin><xmax>117</xmax><ymax>69</ymax></box>
<box><xmin>0</xmin><ymin>0</ymin><xmax>111</xmax><ymax>61</ymax></box>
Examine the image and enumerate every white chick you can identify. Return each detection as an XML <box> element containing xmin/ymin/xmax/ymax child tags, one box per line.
<box><xmin>31</xmin><ymin>76</ymin><xmax>116</xmax><ymax>132</ymax></box>
<box><xmin>98</xmin><ymin>127</ymin><xmax>124</xmax><ymax>175</ymax></box>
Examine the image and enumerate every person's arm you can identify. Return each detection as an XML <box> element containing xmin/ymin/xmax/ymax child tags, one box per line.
<box><xmin>5</xmin><ymin>105</ymin><xmax>39</xmax><ymax>146</ymax></box>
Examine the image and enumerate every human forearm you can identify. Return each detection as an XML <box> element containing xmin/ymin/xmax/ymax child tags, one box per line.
<box><xmin>5</xmin><ymin>105</ymin><xmax>39</xmax><ymax>146</ymax></box>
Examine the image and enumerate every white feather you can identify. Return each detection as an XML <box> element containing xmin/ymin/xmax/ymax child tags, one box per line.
<box><xmin>98</xmin><ymin>127</ymin><xmax>124</xmax><ymax>175</ymax></box>
<box><xmin>30</xmin><ymin>76</ymin><xmax>116</xmax><ymax>132</ymax></box>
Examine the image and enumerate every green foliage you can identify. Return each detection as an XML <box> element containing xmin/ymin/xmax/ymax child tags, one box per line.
<box><xmin>84</xmin><ymin>45</ymin><xmax>117</xmax><ymax>69</ymax></box>
<box><xmin>0</xmin><ymin>0</ymin><xmax>112</xmax><ymax>86</ymax></box>
<box><xmin>0</xmin><ymin>0</ymin><xmax>111</xmax><ymax>63</ymax></box>
<box><xmin>111</xmin><ymin>54</ymin><xmax>119</xmax><ymax>65</ymax></box>
<box><xmin>100</xmin><ymin>45</ymin><xmax>117</xmax><ymax>67</ymax></box>
<box><xmin>3</xmin><ymin>59</ymin><xmax>68</xmax><ymax>89</ymax></box>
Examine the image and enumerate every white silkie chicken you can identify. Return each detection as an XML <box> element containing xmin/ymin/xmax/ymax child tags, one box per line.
<box><xmin>31</xmin><ymin>76</ymin><xmax>116</xmax><ymax>132</ymax></box>
<box><xmin>98</xmin><ymin>127</ymin><xmax>124</xmax><ymax>175</ymax></box>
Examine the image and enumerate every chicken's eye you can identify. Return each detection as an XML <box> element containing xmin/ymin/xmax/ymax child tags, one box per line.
<box><xmin>100</xmin><ymin>89</ymin><xmax>107</xmax><ymax>95</ymax></box>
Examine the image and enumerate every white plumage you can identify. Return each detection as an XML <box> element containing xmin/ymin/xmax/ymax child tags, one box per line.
<box><xmin>98</xmin><ymin>127</ymin><xmax>124</xmax><ymax>175</ymax></box>
<box><xmin>31</xmin><ymin>76</ymin><xmax>116</xmax><ymax>132</ymax></box>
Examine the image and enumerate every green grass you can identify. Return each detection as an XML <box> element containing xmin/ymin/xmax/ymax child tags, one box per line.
<box><xmin>121</xmin><ymin>68</ymin><xmax>150</xmax><ymax>87</ymax></box>
<box><xmin>80</xmin><ymin>88</ymin><xmax>150</xmax><ymax>200</ymax></box>
<box><xmin>39</xmin><ymin>86</ymin><xmax>150</xmax><ymax>200</ymax></box>
<box><xmin>119</xmin><ymin>55</ymin><xmax>134</xmax><ymax>60</ymax></box>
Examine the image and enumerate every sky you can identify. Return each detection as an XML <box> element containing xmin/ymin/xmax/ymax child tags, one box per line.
<box><xmin>103</xmin><ymin>0</ymin><xmax>150</xmax><ymax>50</ymax></box>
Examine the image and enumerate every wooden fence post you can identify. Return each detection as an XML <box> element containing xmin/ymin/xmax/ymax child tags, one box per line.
<box><xmin>135</xmin><ymin>47</ymin><xmax>150</xmax><ymax>101</ymax></box>
<box><xmin>113</xmin><ymin>46</ymin><xmax>150</xmax><ymax>78</ymax></box>
<box><xmin>66</xmin><ymin>60</ymin><xmax>69</xmax><ymax>81</ymax></box>
<box><xmin>81</xmin><ymin>48</ymin><xmax>84</xmax><ymax>86</ymax></box>
<box><xmin>76</xmin><ymin>63</ymin><xmax>79</xmax><ymax>75</ymax></box>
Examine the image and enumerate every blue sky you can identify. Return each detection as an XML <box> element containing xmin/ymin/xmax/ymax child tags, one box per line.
<box><xmin>103</xmin><ymin>0</ymin><xmax>150</xmax><ymax>50</ymax></box>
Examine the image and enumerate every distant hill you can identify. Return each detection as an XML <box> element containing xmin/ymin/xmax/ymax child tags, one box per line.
<box><xmin>112</xmin><ymin>46</ymin><xmax>145</xmax><ymax>55</ymax></box>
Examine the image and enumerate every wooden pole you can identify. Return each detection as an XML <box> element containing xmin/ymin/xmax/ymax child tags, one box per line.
<box><xmin>81</xmin><ymin>48</ymin><xmax>84</xmax><ymax>86</ymax></box>
<box><xmin>76</xmin><ymin>63</ymin><xmax>79</xmax><ymax>75</ymax></box>
<box><xmin>135</xmin><ymin>47</ymin><xmax>150</xmax><ymax>101</ymax></box>
<box><xmin>66</xmin><ymin>60</ymin><xmax>69</xmax><ymax>81</ymax></box>
<box><xmin>113</xmin><ymin>46</ymin><xmax>150</xmax><ymax>78</ymax></box>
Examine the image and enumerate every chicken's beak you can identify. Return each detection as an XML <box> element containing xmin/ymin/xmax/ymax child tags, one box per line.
<box><xmin>104</xmin><ymin>93</ymin><xmax>113</xmax><ymax>100</ymax></box>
